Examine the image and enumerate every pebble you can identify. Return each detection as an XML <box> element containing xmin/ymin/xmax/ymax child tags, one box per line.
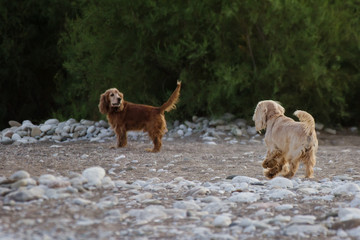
<box><xmin>0</xmin><ymin>169</ymin><xmax>359</xmax><ymax>239</ymax></box>
<box><xmin>267</xmin><ymin>177</ymin><xmax>293</xmax><ymax>189</ymax></box>
<box><xmin>0</xmin><ymin>115</ymin><xmax>359</xmax><ymax>239</ymax></box>
<box><xmin>9</xmin><ymin>170</ymin><xmax>30</xmax><ymax>181</ymax></box>
<box><xmin>1</xmin><ymin>114</ymin><xmax>353</xmax><ymax>145</ymax></box>
<box><xmin>82</xmin><ymin>166</ymin><xmax>106</xmax><ymax>187</ymax></box>
<box><xmin>213</xmin><ymin>215</ymin><xmax>232</xmax><ymax>227</ymax></box>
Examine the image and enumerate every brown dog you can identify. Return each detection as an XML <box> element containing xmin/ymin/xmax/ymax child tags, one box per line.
<box><xmin>99</xmin><ymin>81</ymin><xmax>181</xmax><ymax>152</ymax></box>
<box><xmin>252</xmin><ymin>100</ymin><xmax>318</xmax><ymax>179</ymax></box>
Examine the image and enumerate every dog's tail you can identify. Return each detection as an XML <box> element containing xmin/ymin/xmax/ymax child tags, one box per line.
<box><xmin>159</xmin><ymin>81</ymin><xmax>181</xmax><ymax>113</ymax></box>
<box><xmin>294</xmin><ymin>110</ymin><xmax>315</xmax><ymax>135</ymax></box>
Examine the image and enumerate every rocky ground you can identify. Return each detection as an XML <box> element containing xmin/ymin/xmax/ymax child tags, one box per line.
<box><xmin>1</xmin><ymin>117</ymin><xmax>360</xmax><ymax>240</ymax></box>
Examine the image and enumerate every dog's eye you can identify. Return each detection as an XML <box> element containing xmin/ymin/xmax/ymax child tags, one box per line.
<box><xmin>110</xmin><ymin>93</ymin><xmax>114</xmax><ymax>97</ymax></box>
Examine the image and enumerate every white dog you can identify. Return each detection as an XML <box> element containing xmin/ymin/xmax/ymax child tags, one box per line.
<box><xmin>252</xmin><ymin>100</ymin><xmax>318</xmax><ymax>179</ymax></box>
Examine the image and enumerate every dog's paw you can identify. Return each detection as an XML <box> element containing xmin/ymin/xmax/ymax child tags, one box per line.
<box><xmin>145</xmin><ymin>148</ymin><xmax>160</xmax><ymax>153</ymax></box>
<box><xmin>109</xmin><ymin>145</ymin><xmax>117</xmax><ymax>149</ymax></box>
<box><xmin>262</xmin><ymin>159</ymin><xmax>277</xmax><ymax>169</ymax></box>
<box><xmin>264</xmin><ymin>167</ymin><xmax>281</xmax><ymax>179</ymax></box>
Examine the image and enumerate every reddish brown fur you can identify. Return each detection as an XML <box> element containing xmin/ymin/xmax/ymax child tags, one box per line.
<box><xmin>99</xmin><ymin>81</ymin><xmax>181</xmax><ymax>152</ymax></box>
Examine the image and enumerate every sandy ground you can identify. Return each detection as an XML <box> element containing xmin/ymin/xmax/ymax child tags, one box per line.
<box><xmin>0</xmin><ymin>132</ymin><xmax>360</xmax><ymax>239</ymax></box>
<box><xmin>1</xmin><ymin>132</ymin><xmax>360</xmax><ymax>183</ymax></box>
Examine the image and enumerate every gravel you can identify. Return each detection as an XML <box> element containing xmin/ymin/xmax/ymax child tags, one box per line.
<box><xmin>0</xmin><ymin>115</ymin><xmax>360</xmax><ymax>239</ymax></box>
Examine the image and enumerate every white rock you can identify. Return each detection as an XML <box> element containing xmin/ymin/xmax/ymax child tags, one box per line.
<box><xmin>73</xmin><ymin>198</ymin><xmax>93</xmax><ymax>206</ymax></box>
<box><xmin>176</xmin><ymin>129</ymin><xmax>184</xmax><ymax>136</ymax></box>
<box><xmin>101</xmin><ymin>176</ymin><xmax>115</xmax><ymax>189</ymax></box>
<box><xmin>247</xmin><ymin>126</ymin><xmax>257</xmax><ymax>136</ymax></box>
<box><xmin>130</xmin><ymin>192</ymin><xmax>153</xmax><ymax>202</ymax></box>
<box><xmin>128</xmin><ymin>205</ymin><xmax>168</xmax><ymax>225</ymax></box>
<box><xmin>267</xmin><ymin>177</ymin><xmax>293</xmax><ymax>189</ymax></box>
<box><xmin>82</xmin><ymin>166</ymin><xmax>106</xmax><ymax>187</ymax></box>
<box><xmin>268</xmin><ymin>189</ymin><xmax>296</xmax><ymax>200</ymax></box>
<box><xmin>173</xmin><ymin>200</ymin><xmax>201</xmax><ymax>210</ymax></box>
<box><xmin>10</xmin><ymin>170</ymin><xmax>30</xmax><ymax>181</ymax></box>
<box><xmin>38</xmin><ymin>174</ymin><xmax>57</xmax><ymax>185</ymax></box>
<box><xmin>1</xmin><ymin>136</ymin><xmax>13</xmax><ymax>145</ymax></box>
<box><xmin>11</xmin><ymin>178</ymin><xmax>37</xmax><ymax>189</ymax></box>
<box><xmin>228</xmin><ymin>192</ymin><xmax>260</xmax><ymax>203</ymax></box>
<box><xmin>11</xmin><ymin>133</ymin><xmax>21</xmax><ymax>141</ymax></box>
<box><xmin>332</xmin><ymin>182</ymin><xmax>360</xmax><ymax>196</ymax></box>
<box><xmin>298</xmin><ymin>187</ymin><xmax>318</xmax><ymax>195</ymax></box>
<box><xmin>291</xmin><ymin>215</ymin><xmax>316</xmax><ymax>224</ymax></box>
<box><xmin>350</xmin><ymin>194</ymin><xmax>360</xmax><ymax>207</ymax></box>
<box><xmin>231</xmin><ymin>128</ymin><xmax>242</xmax><ymax>137</ymax></box>
<box><xmin>44</xmin><ymin>119</ymin><xmax>59</xmax><ymax>125</ymax></box>
<box><xmin>285</xmin><ymin>224</ymin><xmax>327</xmax><ymax>236</ymax></box>
<box><xmin>185</xmin><ymin>186</ymin><xmax>210</xmax><ymax>197</ymax></box>
<box><xmin>347</xmin><ymin>226</ymin><xmax>360</xmax><ymax>238</ymax></box>
<box><xmin>5</xmin><ymin>186</ymin><xmax>45</xmax><ymax>202</ymax></box>
<box><xmin>338</xmin><ymin>208</ymin><xmax>360</xmax><ymax>221</ymax></box>
<box><xmin>40</xmin><ymin>124</ymin><xmax>53</xmax><ymax>133</ymax></box>
<box><xmin>203</xmin><ymin>201</ymin><xmax>234</xmax><ymax>214</ymax></box>
<box><xmin>213</xmin><ymin>215</ymin><xmax>232</xmax><ymax>227</ymax></box>
<box><xmin>232</xmin><ymin>176</ymin><xmax>260</xmax><ymax>184</ymax></box>
<box><xmin>275</xmin><ymin>204</ymin><xmax>293</xmax><ymax>211</ymax></box>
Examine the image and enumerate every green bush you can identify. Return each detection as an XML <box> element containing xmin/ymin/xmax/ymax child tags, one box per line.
<box><xmin>56</xmin><ymin>0</ymin><xmax>360</xmax><ymax>125</ymax></box>
<box><xmin>1</xmin><ymin>0</ymin><xmax>359</xmax><ymax>128</ymax></box>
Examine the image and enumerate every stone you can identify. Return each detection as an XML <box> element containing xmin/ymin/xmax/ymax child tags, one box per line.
<box><xmin>11</xmin><ymin>133</ymin><xmax>21</xmax><ymax>141</ymax></box>
<box><xmin>325</xmin><ymin>128</ymin><xmax>336</xmax><ymax>135</ymax></box>
<box><xmin>213</xmin><ymin>215</ymin><xmax>232</xmax><ymax>227</ymax></box>
<box><xmin>130</xmin><ymin>192</ymin><xmax>153</xmax><ymax>202</ymax></box>
<box><xmin>82</xmin><ymin>166</ymin><xmax>106</xmax><ymax>187</ymax></box>
<box><xmin>80</xmin><ymin>119</ymin><xmax>95</xmax><ymax>126</ymax></box>
<box><xmin>231</xmin><ymin>127</ymin><xmax>242</xmax><ymax>137</ymax></box>
<box><xmin>44</xmin><ymin>119</ymin><xmax>59</xmax><ymax>125</ymax></box>
<box><xmin>231</xmin><ymin>176</ymin><xmax>260</xmax><ymax>185</ymax></box>
<box><xmin>8</xmin><ymin>120</ymin><xmax>21</xmax><ymax>127</ymax></box>
<box><xmin>315</xmin><ymin>123</ymin><xmax>324</xmax><ymax>131</ymax></box>
<box><xmin>173</xmin><ymin>200</ymin><xmax>201</xmax><ymax>211</ymax></box>
<box><xmin>128</xmin><ymin>205</ymin><xmax>168</xmax><ymax>225</ymax></box>
<box><xmin>291</xmin><ymin>215</ymin><xmax>316</xmax><ymax>224</ymax></box>
<box><xmin>267</xmin><ymin>177</ymin><xmax>293</xmax><ymax>189</ymax></box>
<box><xmin>332</xmin><ymin>182</ymin><xmax>360</xmax><ymax>196</ymax></box>
<box><xmin>185</xmin><ymin>186</ymin><xmax>210</xmax><ymax>197</ymax></box>
<box><xmin>247</xmin><ymin>126</ymin><xmax>257</xmax><ymax>136</ymax></box>
<box><xmin>10</xmin><ymin>170</ymin><xmax>30</xmax><ymax>181</ymax></box>
<box><xmin>40</xmin><ymin>125</ymin><xmax>53</xmax><ymax>133</ymax></box>
<box><xmin>350</xmin><ymin>194</ymin><xmax>360</xmax><ymax>207</ymax></box>
<box><xmin>228</xmin><ymin>192</ymin><xmax>260</xmax><ymax>203</ymax></box>
<box><xmin>285</xmin><ymin>224</ymin><xmax>327</xmax><ymax>237</ymax></box>
<box><xmin>101</xmin><ymin>176</ymin><xmax>115</xmax><ymax>189</ymax></box>
<box><xmin>31</xmin><ymin>127</ymin><xmax>41</xmax><ymax>137</ymax></box>
<box><xmin>1</xmin><ymin>137</ymin><xmax>13</xmax><ymax>145</ymax></box>
<box><xmin>338</xmin><ymin>208</ymin><xmax>360</xmax><ymax>221</ymax></box>
<box><xmin>268</xmin><ymin>189</ymin><xmax>296</xmax><ymax>200</ymax></box>
<box><xmin>5</xmin><ymin>186</ymin><xmax>45</xmax><ymax>202</ymax></box>
<box><xmin>11</xmin><ymin>178</ymin><xmax>37</xmax><ymax>189</ymax></box>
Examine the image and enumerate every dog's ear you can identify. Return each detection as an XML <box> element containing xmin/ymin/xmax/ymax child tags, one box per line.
<box><xmin>260</xmin><ymin>103</ymin><xmax>268</xmax><ymax>130</ymax></box>
<box><xmin>275</xmin><ymin>102</ymin><xmax>285</xmax><ymax>115</ymax></box>
<box><xmin>98</xmin><ymin>92</ymin><xmax>109</xmax><ymax>114</ymax></box>
<box><xmin>253</xmin><ymin>102</ymin><xmax>267</xmax><ymax>131</ymax></box>
<box><xmin>118</xmin><ymin>92</ymin><xmax>124</xmax><ymax>111</ymax></box>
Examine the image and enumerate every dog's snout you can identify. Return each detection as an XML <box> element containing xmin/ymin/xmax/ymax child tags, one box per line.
<box><xmin>117</xmin><ymin>97</ymin><xmax>122</xmax><ymax>103</ymax></box>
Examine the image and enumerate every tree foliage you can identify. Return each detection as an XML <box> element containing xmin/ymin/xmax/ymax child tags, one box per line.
<box><xmin>57</xmin><ymin>0</ymin><xmax>360</xmax><ymax>125</ymax></box>
<box><xmin>1</xmin><ymin>0</ymin><xmax>359</xmax><ymax>129</ymax></box>
<box><xmin>0</xmin><ymin>0</ymin><xmax>80</xmax><ymax>129</ymax></box>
